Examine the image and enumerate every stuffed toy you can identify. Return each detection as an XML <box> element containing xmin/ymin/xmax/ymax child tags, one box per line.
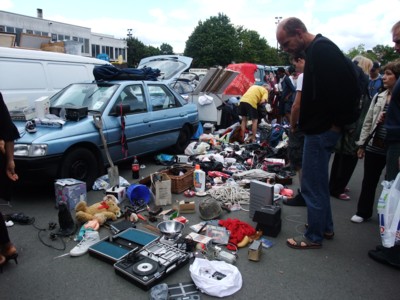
<box><xmin>75</xmin><ymin>195</ymin><xmax>122</xmax><ymax>225</ymax></box>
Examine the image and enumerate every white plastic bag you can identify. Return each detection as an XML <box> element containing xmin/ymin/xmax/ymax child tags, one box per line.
<box><xmin>189</xmin><ymin>258</ymin><xmax>242</xmax><ymax>298</ymax></box>
<box><xmin>198</xmin><ymin>94</ymin><xmax>213</xmax><ymax>106</ymax></box>
<box><xmin>184</xmin><ymin>142</ymin><xmax>210</xmax><ymax>156</ymax></box>
<box><xmin>377</xmin><ymin>173</ymin><xmax>400</xmax><ymax>247</ymax></box>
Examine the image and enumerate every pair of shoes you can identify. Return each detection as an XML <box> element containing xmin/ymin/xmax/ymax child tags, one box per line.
<box><xmin>1</xmin><ymin>242</ymin><xmax>18</xmax><ymax>264</ymax></box>
<box><xmin>368</xmin><ymin>246</ymin><xmax>400</xmax><ymax>269</ymax></box>
<box><xmin>337</xmin><ymin>193</ymin><xmax>350</xmax><ymax>200</ymax></box>
<box><xmin>286</xmin><ymin>235</ymin><xmax>322</xmax><ymax>249</ymax></box>
<box><xmin>70</xmin><ymin>230</ymin><xmax>100</xmax><ymax>257</ymax></box>
<box><xmin>283</xmin><ymin>192</ymin><xmax>306</xmax><ymax>206</ymax></box>
<box><xmin>351</xmin><ymin>215</ymin><xmax>364</xmax><ymax>223</ymax></box>
<box><xmin>304</xmin><ymin>224</ymin><xmax>334</xmax><ymax>240</ymax></box>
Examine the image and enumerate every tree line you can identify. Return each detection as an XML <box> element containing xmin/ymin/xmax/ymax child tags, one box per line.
<box><xmin>126</xmin><ymin>13</ymin><xmax>399</xmax><ymax>69</ymax></box>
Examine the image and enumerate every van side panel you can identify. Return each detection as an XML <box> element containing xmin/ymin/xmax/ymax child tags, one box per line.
<box><xmin>0</xmin><ymin>47</ymin><xmax>108</xmax><ymax>108</ymax></box>
<box><xmin>47</xmin><ymin>63</ymin><xmax>93</xmax><ymax>89</ymax></box>
<box><xmin>0</xmin><ymin>60</ymin><xmax>50</xmax><ymax>107</ymax></box>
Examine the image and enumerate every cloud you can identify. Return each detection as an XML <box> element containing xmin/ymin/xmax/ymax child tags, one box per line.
<box><xmin>0</xmin><ymin>0</ymin><xmax>13</xmax><ymax>9</ymax></box>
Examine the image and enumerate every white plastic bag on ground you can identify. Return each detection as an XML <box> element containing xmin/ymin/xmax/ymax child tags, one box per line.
<box><xmin>377</xmin><ymin>173</ymin><xmax>400</xmax><ymax>247</ymax></box>
<box><xmin>189</xmin><ymin>257</ymin><xmax>242</xmax><ymax>298</ymax></box>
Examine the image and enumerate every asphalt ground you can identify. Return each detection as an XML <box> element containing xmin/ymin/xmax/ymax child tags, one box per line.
<box><xmin>0</xmin><ymin>154</ymin><xmax>399</xmax><ymax>300</ymax></box>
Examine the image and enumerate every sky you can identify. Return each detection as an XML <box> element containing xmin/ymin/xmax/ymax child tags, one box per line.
<box><xmin>1</xmin><ymin>0</ymin><xmax>399</xmax><ymax>54</ymax></box>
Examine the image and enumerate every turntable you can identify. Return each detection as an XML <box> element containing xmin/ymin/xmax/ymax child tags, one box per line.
<box><xmin>114</xmin><ymin>239</ymin><xmax>191</xmax><ymax>290</ymax></box>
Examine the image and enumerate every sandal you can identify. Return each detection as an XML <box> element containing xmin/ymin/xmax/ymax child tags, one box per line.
<box><xmin>304</xmin><ymin>224</ymin><xmax>335</xmax><ymax>240</ymax></box>
<box><xmin>287</xmin><ymin>235</ymin><xmax>322</xmax><ymax>249</ymax></box>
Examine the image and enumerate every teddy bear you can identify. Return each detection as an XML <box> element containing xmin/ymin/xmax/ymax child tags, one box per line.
<box><xmin>75</xmin><ymin>195</ymin><xmax>122</xmax><ymax>226</ymax></box>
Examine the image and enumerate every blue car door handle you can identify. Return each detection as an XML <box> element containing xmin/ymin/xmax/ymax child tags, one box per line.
<box><xmin>143</xmin><ymin>118</ymin><xmax>150</xmax><ymax>123</ymax></box>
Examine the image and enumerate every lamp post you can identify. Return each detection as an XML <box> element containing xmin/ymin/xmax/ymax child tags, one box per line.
<box><xmin>127</xmin><ymin>28</ymin><xmax>132</xmax><ymax>40</ymax></box>
<box><xmin>275</xmin><ymin>16</ymin><xmax>282</xmax><ymax>51</ymax></box>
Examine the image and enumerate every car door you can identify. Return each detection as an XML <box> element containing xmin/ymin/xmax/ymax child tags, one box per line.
<box><xmin>105</xmin><ymin>83</ymin><xmax>155</xmax><ymax>161</ymax></box>
<box><xmin>145</xmin><ymin>83</ymin><xmax>189</xmax><ymax>146</ymax></box>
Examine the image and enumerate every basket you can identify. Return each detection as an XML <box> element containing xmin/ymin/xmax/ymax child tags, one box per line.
<box><xmin>161</xmin><ymin>166</ymin><xmax>194</xmax><ymax>194</ymax></box>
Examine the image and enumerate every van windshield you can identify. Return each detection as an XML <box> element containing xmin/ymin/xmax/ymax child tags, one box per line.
<box><xmin>50</xmin><ymin>83</ymin><xmax>119</xmax><ymax>112</ymax></box>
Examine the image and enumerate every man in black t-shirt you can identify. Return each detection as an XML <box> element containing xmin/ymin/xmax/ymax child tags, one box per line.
<box><xmin>277</xmin><ymin>17</ymin><xmax>355</xmax><ymax>249</ymax></box>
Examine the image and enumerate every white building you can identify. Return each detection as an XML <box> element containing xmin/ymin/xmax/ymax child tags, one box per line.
<box><xmin>0</xmin><ymin>9</ymin><xmax>127</xmax><ymax>63</ymax></box>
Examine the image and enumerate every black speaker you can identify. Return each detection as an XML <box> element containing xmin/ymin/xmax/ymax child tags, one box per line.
<box><xmin>252</xmin><ymin>205</ymin><xmax>281</xmax><ymax>226</ymax></box>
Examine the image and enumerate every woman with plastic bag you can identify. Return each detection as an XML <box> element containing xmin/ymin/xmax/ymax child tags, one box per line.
<box><xmin>351</xmin><ymin>60</ymin><xmax>400</xmax><ymax>223</ymax></box>
<box><xmin>367</xmin><ymin>21</ymin><xmax>400</xmax><ymax>269</ymax></box>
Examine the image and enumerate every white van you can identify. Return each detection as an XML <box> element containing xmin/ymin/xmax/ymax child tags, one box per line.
<box><xmin>0</xmin><ymin>47</ymin><xmax>109</xmax><ymax>109</ymax></box>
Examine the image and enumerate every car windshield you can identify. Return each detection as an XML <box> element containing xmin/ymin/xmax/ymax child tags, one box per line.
<box><xmin>142</xmin><ymin>59</ymin><xmax>188</xmax><ymax>80</ymax></box>
<box><xmin>50</xmin><ymin>83</ymin><xmax>119</xmax><ymax>112</ymax></box>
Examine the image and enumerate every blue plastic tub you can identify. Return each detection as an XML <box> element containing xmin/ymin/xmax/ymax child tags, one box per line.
<box><xmin>126</xmin><ymin>184</ymin><xmax>151</xmax><ymax>205</ymax></box>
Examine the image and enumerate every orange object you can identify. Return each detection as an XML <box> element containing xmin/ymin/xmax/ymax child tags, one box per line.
<box><xmin>137</xmin><ymin>213</ymin><xmax>146</xmax><ymax>221</ymax></box>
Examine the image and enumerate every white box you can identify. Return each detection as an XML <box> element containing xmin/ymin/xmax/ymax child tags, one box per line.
<box><xmin>35</xmin><ymin>96</ymin><xmax>50</xmax><ymax>119</ymax></box>
<box><xmin>106</xmin><ymin>185</ymin><xmax>126</xmax><ymax>204</ymax></box>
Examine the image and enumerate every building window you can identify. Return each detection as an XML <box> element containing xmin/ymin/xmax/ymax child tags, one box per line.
<box><xmin>84</xmin><ymin>38</ymin><xmax>89</xmax><ymax>54</ymax></box>
<box><xmin>34</xmin><ymin>31</ymin><xmax>41</xmax><ymax>35</ymax></box>
<box><xmin>58</xmin><ymin>34</ymin><xmax>64</xmax><ymax>40</ymax></box>
<box><xmin>73</xmin><ymin>36</ymin><xmax>78</xmax><ymax>41</ymax></box>
<box><xmin>26</xmin><ymin>29</ymin><xmax>33</xmax><ymax>34</ymax></box>
<box><xmin>0</xmin><ymin>25</ymin><xmax>5</xmax><ymax>32</ymax></box>
<box><xmin>51</xmin><ymin>33</ymin><xmax>57</xmax><ymax>42</ymax></box>
<box><xmin>15</xmin><ymin>28</ymin><xmax>23</xmax><ymax>46</ymax></box>
<box><xmin>6</xmin><ymin>26</ymin><xmax>15</xmax><ymax>33</ymax></box>
<box><xmin>65</xmin><ymin>35</ymin><xmax>70</xmax><ymax>40</ymax></box>
<box><xmin>41</xmin><ymin>31</ymin><xmax>48</xmax><ymax>36</ymax></box>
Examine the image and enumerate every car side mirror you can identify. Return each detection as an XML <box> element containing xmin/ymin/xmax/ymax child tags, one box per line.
<box><xmin>114</xmin><ymin>104</ymin><xmax>130</xmax><ymax>115</ymax></box>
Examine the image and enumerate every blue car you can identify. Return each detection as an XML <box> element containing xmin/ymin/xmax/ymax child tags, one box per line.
<box><xmin>12</xmin><ymin>80</ymin><xmax>199</xmax><ymax>187</ymax></box>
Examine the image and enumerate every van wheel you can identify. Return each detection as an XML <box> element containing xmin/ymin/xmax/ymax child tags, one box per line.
<box><xmin>59</xmin><ymin>148</ymin><xmax>99</xmax><ymax>189</ymax></box>
<box><xmin>173</xmin><ymin>125</ymin><xmax>191</xmax><ymax>154</ymax></box>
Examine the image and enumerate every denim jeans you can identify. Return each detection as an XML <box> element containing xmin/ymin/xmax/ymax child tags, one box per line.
<box><xmin>302</xmin><ymin>130</ymin><xmax>341</xmax><ymax>243</ymax></box>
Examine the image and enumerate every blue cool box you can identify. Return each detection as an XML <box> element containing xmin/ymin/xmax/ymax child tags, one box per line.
<box><xmin>89</xmin><ymin>228</ymin><xmax>158</xmax><ymax>263</ymax></box>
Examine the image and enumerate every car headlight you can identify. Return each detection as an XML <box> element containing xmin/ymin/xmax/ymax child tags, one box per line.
<box><xmin>14</xmin><ymin>144</ymin><xmax>48</xmax><ymax>157</ymax></box>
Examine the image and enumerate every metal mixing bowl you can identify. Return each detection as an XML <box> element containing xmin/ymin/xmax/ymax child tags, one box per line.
<box><xmin>157</xmin><ymin>221</ymin><xmax>185</xmax><ymax>240</ymax></box>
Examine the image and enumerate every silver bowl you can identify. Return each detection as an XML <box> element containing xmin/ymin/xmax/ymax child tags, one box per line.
<box><xmin>157</xmin><ymin>221</ymin><xmax>185</xmax><ymax>240</ymax></box>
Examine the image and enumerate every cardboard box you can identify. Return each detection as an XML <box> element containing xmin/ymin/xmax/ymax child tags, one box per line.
<box><xmin>151</xmin><ymin>173</ymin><xmax>171</xmax><ymax>206</ymax></box>
<box><xmin>55</xmin><ymin>178</ymin><xmax>87</xmax><ymax>210</ymax></box>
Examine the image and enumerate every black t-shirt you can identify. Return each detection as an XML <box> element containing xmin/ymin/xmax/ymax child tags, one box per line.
<box><xmin>300</xmin><ymin>34</ymin><xmax>356</xmax><ymax>134</ymax></box>
<box><xmin>0</xmin><ymin>92</ymin><xmax>20</xmax><ymax>141</ymax></box>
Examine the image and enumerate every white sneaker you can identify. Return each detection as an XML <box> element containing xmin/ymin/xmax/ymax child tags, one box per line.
<box><xmin>70</xmin><ymin>231</ymin><xmax>100</xmax><ymax>257</ymax></box>
<box><xmin>351</xmin><ymin>215</ymin><xmax>364</xmax><ymax>223</ymax></box>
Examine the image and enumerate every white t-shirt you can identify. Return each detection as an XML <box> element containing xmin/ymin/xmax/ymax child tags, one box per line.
<box><xmin>296</xmin><ymin>73</ymin><xmax>303</xmax><ymax>92</ymax></box>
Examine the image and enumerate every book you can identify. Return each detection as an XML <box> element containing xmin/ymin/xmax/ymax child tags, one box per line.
<box><xmin>205</xmin><ymin>225</ymin><xmax>230</xmax><ymax>245</ymax></box>
<box><xmin>185</xmin><ymin>232</ymin><xmax>213</xmax><ymax>245</ymax></box>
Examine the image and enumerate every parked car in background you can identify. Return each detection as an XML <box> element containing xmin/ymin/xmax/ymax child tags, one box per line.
<box><xmin>12</xmin><ymin>80</ymin><xmax>199</xmax><ymax>188</ymax></box>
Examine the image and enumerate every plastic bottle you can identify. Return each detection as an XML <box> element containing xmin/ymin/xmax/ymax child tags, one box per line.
<box><xmin>193</xmin><ymin>164</ymin><xmax>206</xmax><ymax>193</ymax></box>
<box><xmin>132</xmin><ymin>156</ymin><xmax>139</xmax><ymax>179</ymax></box>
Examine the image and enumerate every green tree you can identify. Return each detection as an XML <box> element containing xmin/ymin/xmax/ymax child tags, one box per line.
<box><xmin>371</xmin><ymin>44</ymin><xmax>400</xmax><ymax>66</ymax></box>
<box><xmin>126</xmin><ymin>37</ymin><xmax>147</xmax><ymax>67</ymax></box>
<box><xmin>160</xmin><ymin>43</ymin><xmax>174</xmax><ymax>54</ymax></box>
<box><xmin>184</xmin><ymin>13</ymin><xmax>237</xmax><ymax>67</ymax></box>
<box><xmin>346</xmin><ymin>44</ymin><xmax>400</xmax><ymax>66</ymax></box>
<box><xmin>235</xmin><ymin>27</ymin><xmax>277</xmax><ymax>64</ymax></box>
<box><xmin>145</xmin><ymin>45</ymin><xmax>161</xmax><ymax>57</ymax></box>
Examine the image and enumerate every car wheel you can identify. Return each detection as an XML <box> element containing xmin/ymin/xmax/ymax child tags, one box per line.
<box><xmin>173</xmin><ymin>125</ymin><xmax>192</xmax><ymax>154</ymax></box>
<box><xmin>59</xmin><ymin>148</ymin><xmax>99</xmax><ymax>188</ymax></box>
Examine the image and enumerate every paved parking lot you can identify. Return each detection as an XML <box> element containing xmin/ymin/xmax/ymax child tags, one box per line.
<box><xmin>1</xmin><ymin>155</ymin><xmax>399</xmax><ymax>299</ymax></box>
